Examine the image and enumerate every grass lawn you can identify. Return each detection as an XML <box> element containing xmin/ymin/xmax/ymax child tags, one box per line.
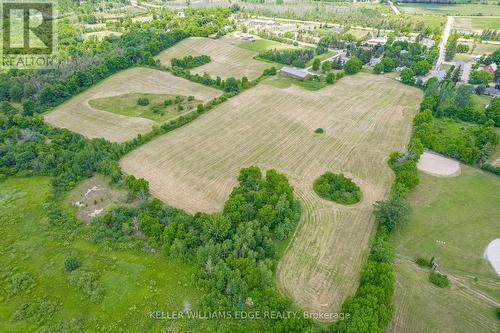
<box><xmin>346</xmin><ymin>28</ymin><xmax>370</xmax><ymax>40</ymax></box>
<box><xmin>472</xmin><ymin>43</ymin><xmax>499</xmax><ymax>56</ymax></box>
<box><xmin>433</xmin><ymin>117</ymin><xmax>477</xmax><ymax>139</ymax></box>
<box><xmin>305</xmin><ymin>51</ymin><xmax>334</xmax><ymax>68</ymax></box>
<box><xmin>0</xmin><ymin>177</ymin><xmax>200</xmax><ymax>332</ymax></box>
<box><xmin>453</xmin><ymin>42</ymin><xmax>499</xmax><ymax>61</ymax></box>
<box><xmin>238</xmin><ymin>38</ymin><xmax>298</xmax><ymax>53</ymax></box>
<box><xmin>411</xmin><ymin>15</ymin><xmax>445</xmax><ymax>30</ymax></box>
<box><xmin>441</xmin><ymin>63</ymin><xmax>453</xmax><ymax>72</ymax></box>
<box><xmin>389</xmin><ymin>166</ymin><xmax>500</xmax><ymax>332</ymax></box>
<box><xmin>471</xmin><ymin>94</ymin><xmax>491</xmax><ymax>112</ymax></box>
<box><xmin>453</xmin><ymin>52</ymin><xmax>475</xmax><ymax>62</ymax></box>
<box><xmin>88</xmin><ymin>93</ymin><xmax>200</xmax><ymax>123</ymax></box>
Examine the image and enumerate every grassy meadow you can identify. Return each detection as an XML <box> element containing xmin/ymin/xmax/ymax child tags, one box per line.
<box><xmin>238</xmin><ymin>38</ymin><xmax>298</xmax><ymax>53</ymax></box>
<box><xmin>454</xmin><ymin>16</ymin><xmax>500</xmax><ymax>32</ymax></box>
<box><xmin>389</xmin><ymin>167</ymin><xmax>500</xmax><ymax>333</ymax></box>
<box><xmin>89</xmin><ymin>93</ymin><xmax>200</xmax><ymax>123</ymax></box>
<box><xmin>0</xmin><ymin>177</ymin><xmax>200</xmax><ymax>332</ymax></box>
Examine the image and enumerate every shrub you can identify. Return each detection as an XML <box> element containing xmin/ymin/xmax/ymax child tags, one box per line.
<box><xmin>469</xmin><ymin>70</ymin><xmax>493</xmax><ymax>85</ymax></box>
<box><xmin>429</xmin><ymin>271</ymin><xmax>449</xmax><ymax>288</ymax></box>
<box><xmin>151</xmin><ymin>105</ymin><xmax>162</xmax><ymax>114</ymax></box>
<box><xmin>69</xmin><ymin>270</ymin><xmax>105</xmax><ymax>303</ymax></box>
<box><xmin>314</xmin><ymin>128</ymin><xmax>324</xmax><ymax>134</ymax></box>
<box><xmin>343</xmin><ymin>57</ymin><xmax>362</xmax><ymax>75</ymax></box>
<box><xmin>10</xmin><ymin>298</ymin><xmax>58</xmax><ymax>324</ymax></box>
<box><xmin>137</xmin><ymin>97</ymin><xmax>149</xmax><ymax>106</ymax></box>
<box><xmin>6</xmin><ymin>272</ymin><xmax>34</xmax><ymax>296</ymax></box>
<box><xmin>263</xmin><ymin>67</ymin><xmax>277</xmax><ymax>76</ymax></box>
<box><xmin>373</xmin><ymin>197</ymin><xmax>410</xmax><ymax>232</ymax></box>
<box><xmin>174</xmin><ymin>96</ymin><xmax>184</xmax><ymax>104</ymax></box>
<box><xmin>369</xmin><ymin>232</ymin><xmax>394</xmax><ymax>263</ymax></box>
<box><xmin>313</xmin><ymin>172</ymin><xmax>361</xmax><ymax>204</ymax></box>
<box><xmin>326</xmin><ymin>72</ymin><xmax>335</xmax><ymax>84</ymax></box>
<box><xmin>480</xmin><ymin>163</ymin><xmax>500</xmax><ymax>176</ymax></box>
<box><xmin>197</xmin><ymin>104</ymin><xmax>205</xmax><ymax>113</ymax></box>
<box><xmin>164</xmin><ymin>99</ymin><xmax>173</xmax><ymax>106</ymax></box>
<box><xmin>187</xmin><ymin>95</ymin><xmax>195</xmax><ymax>102</ymax></box>
<box><xmin>496</xmin><ymin>307</ymin><xmax>500</xmax><ymax>320</ymax></box>
<box><xmin>171</xmin><ymin>54</ymin><xmax>211</xmax><ymax>69</ymax></box>
<box><xmin>415</xmin><ymin>257</ymin><xmax>429</xmax><ymax>267</ymax></box>
<box><xmin>64</xmin><ymin>257</ymin><xmax>81</xmax><ymax>272</ymax></box>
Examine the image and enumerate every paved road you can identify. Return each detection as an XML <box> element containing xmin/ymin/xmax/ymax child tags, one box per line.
<box><xmin>434</xmin><ymin>16</ymin><xmax>454</xmax><ymax>78</ymax></box>
<box><xmin>388</xmin><ymin>1</ymin><xmax>401</xmax><ymax>15</ymax></box>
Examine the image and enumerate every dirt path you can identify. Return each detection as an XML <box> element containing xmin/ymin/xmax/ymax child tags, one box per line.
<box><xmin>434</xmin><ymin>16</ymin><xmax>454</xmax><ymax>77</ymax></box>
<box><xmin>397</xmin><ymin>256</ymin><xmax>500</xmax><ymax>307</ymax></box>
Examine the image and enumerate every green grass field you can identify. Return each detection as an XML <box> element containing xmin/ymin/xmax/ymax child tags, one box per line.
<box><xmin>472</xmin><ymin>42</ymin><xmax>500</xmax><ymax>55</ymax></box>
<box><xmin>454</xmin><ymin>16</ymin><xmax>500</xmax><ymax>31</ymax></box>
<box><xmin>238</xmin><ymin>38</ymin><xmax>298</xmax><ymax>53</ymax></box>
<box><xmin>411</xmin><ymin>15</ymin><xmax>446</xmax><ymax>30</ymax></box>
<box><xmin>388</xmin><ymin>167</ymin><xmax>500</xmax><ymax>333</ymax></box>
<box><xmin>305</xmin><ymin>51</ymin><xmax>334</xmax><ymax>67</ymax></box>
<box><xmin>0</xmin><ymin>177</ymin><xmax>200</xmax><ymax>332</ymax></box>
<box><xmin>88</xmin><ymin>93</ymin><xmax>200</xmax><ymax>123</ymax></box>
<box><xmin>397</xmin><ymin>3</ymin><xmax>500</xmax><ymax>16</ymax></box>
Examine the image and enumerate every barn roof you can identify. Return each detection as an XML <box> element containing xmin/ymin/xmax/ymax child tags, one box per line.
<box><xmin>280</xmin><ymin>66</ymin><xmax>310</xmax><ymax>79</ymax></box>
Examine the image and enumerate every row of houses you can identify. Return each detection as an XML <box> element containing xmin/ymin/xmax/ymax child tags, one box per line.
<box><xmin>365</xmin><ymin>36</ymin><xmax>435</xmax><ymax>48</ymax></box>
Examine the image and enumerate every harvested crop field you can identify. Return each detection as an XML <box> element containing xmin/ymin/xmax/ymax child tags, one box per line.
<box><xmin>44</xmin><ymin>68</ymin><xmax>221</xmax><ymax>143</ymax></box>
<box><xmin>120</xmin><ymin>73</ymin><xmax>422</xmax><ymax>317</ymax></box>
<box><xmin>156</xmin><ymin>36</ymin><xmax>273</xmax><ymax>80</ymax></box>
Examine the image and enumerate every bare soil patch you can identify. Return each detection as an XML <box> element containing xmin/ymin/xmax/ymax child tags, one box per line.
<box><xmin>66</xmin><ymin>175</ymin><xmax>128</xmax><ymax>224</ymax></box>
<box><xmin>417</xmin><ymin>151</ymin><xmax>461</xmax><ymax>177</ymax></box>
<box><xmin>484</xmin><ymin>239</ymin><xmax>500</xmax><ymax>275</ymax></box>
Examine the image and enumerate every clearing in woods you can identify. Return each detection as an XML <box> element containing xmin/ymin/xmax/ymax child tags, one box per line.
<box><xmin>120</xmin><ymin>73</ymin><xmax>422</xmax><ymax>316</ymax></box>
<box><xmin>155</xmin><ymin>36</ymin><xmax>273</xmax><ymax>80</ymax></box>
<box><xmin>44</xmin><ymin>68</ymin><xmax>221</xmax><ymax>143</ymax></box>
<box><xmin>388</xmin><ymin>167</ymin><xmax>500</xmax><ymax>333</ymax></box>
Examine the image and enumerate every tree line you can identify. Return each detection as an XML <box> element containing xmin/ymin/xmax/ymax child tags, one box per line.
<box><xmin>259</xmin><ymin>48</ymin><xmax>315</xmax><ymax>68</ymax></box>
<box><xmin>171</xmin><ymin>54</ymin><xmax>211</xmax><ymax>69</ymax></box>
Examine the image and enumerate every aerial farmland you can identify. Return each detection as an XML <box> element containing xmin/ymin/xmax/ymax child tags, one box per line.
<box><xmin>1</xmin><ymin>2</ymin><xmax>499</xmax><ymax>333</ymax></box>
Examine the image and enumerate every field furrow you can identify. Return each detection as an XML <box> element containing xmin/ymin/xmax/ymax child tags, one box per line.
<box><xmin>120</xmin><ymin>73</ymin><xmax>422</xmax><ymax>317</ymax></box>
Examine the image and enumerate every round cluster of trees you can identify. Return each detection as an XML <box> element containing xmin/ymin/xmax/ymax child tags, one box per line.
<box><xmin>313</xmin><ymin>172</ymin><xmax>362</xmax><ymax>204</ymax></box>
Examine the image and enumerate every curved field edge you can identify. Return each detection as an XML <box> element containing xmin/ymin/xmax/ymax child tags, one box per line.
<box><xmin>44</xmin><ymin>67</ymin><xmax>221</xmax><ymax>143</ymax></box>
<box><xmin>119</xmin><ymin>73</ymin><xmax>423</xmax><ymax>318</ymax></box>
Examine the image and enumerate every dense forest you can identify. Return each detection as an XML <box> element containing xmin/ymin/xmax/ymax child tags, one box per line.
<box><xmin>171</xmin><ymin>54</ymin><xmax>211</xmax><ymax>69</ymax></box>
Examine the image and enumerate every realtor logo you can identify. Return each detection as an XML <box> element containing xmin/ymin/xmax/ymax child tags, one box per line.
<box><xmin>1</xmin><ymin>0</ymin><xmax>57</xmax><ymax>68</ymax></box>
